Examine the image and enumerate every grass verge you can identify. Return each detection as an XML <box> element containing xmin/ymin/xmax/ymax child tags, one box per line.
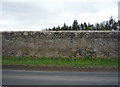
<box><xmin>2</xmin><ymin>56</ymin><xmax>118</xmax><ymax>68</ymax></box>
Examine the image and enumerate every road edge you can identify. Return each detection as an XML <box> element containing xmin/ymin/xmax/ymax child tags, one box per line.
<box><xmin>2</xmin><ymin>64</ymin><xmax>118</xmax><ymax>72</ymax></box>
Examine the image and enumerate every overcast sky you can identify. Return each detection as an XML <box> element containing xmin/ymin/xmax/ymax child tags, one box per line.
<box><xmin>0</xmin><ymin>0</ymin><xmax>119</xmax><ymax>31</ymax></box>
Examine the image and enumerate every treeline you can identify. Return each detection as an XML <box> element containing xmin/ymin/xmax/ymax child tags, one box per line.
<box><xmin>44</xmin><ymin>16</ymin><xmax>119</xmax><ymax>31</ymax></box>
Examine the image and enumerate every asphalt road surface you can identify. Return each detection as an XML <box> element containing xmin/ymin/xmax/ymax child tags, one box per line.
<box><xmin>2</xmin><ymin>70</ymin><xmax>118</xmax><ymax>85</ymax></box>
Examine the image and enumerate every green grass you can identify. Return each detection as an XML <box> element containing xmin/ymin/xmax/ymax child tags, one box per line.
<box><xmin>2</xmin><ymin>56</ymin><xmax>119</xmax><ymax>68</ymax></box>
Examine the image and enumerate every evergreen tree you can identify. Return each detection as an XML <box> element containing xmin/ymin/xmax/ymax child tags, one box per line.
<box><xmin>56</xmin><ymin>26</ymin><xmax>61</xmax><ymax>31</ymax></box>
<box><xmin>95</xmin><ymin>23</ymin><xmax>100</xmax><ymax>30</ymax></box>
<box><xmin>68</xmin><ymin>26</ymin><xmax>72</xmax><ymax>30</ymax></box>
<box><xmin>100</xmin><ymin>23</ymin><xmax>104</xmax><ymax>30</ymax></box>
<box><xmin>52</xmin><ymin>26</ymin><xmax>56</xmax><ymax>31</ymax></box>
<box><xmin>91</xmin><ymin>24</ymin><xmax>94</xmax><ymax>30</ymax></box>
<box><xmin>100</xmin><ymin>21</ymin><xmax>106</xmax><ymax>30</ymax></box>
<box><xmin>61</xmin><ymin>23</ymin><xmax>68</xmax><ymax>30</ymax></box>
<box><xmin>109</xmin><ymin>16</ymin><xmax>117</xmax><ymax>30</ymax></box>
<box><xmin>105</xmin><ymin>21</ymin><xmax>110</xmax><ymax>30</ymax></box>
<box><xmin>48</xmin><ymin>28</ymin><xmax>51</xmax><ymax>31</ymax></box>
<box><xmin>84</xmin><ymin>22</ymin><xmax>87</xmax><ymax>29</ymax></box>
<box><xmin>80</xmin><ymin>23</ymin><xmax>84</xmax><ymax>30</ymax></box>
<box><xmin>72</xmin><ymin>20</ymin><xmax>79</xmax><ymax>30</ymax></box>
<box><xmin>109</xmin><ymin>16</ymin><xmax>114</xmax><ymax>28</ymax></box>
<box><xmin>87</xmin><ymin>23</ymin><xmax>93</xmax><ymax>30</ymax></box>
<box><xmin>78</xmin><ymin>24</ymin><xmax>82</xmax><ymax>30</ymax></box>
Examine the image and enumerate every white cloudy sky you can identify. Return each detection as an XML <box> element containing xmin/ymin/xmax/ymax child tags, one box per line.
<box><xmin>0</xmin><ymin>0</ymin><xmax>119</xmax><ymax>31</ymax></box>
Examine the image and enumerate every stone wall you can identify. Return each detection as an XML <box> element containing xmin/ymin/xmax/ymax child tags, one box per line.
<box><xmin>2</xmin><ymin>31</ymin><xmax>120</xmax><ymax>58</ymax></box>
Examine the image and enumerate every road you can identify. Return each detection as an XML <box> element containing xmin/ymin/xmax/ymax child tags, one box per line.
<box><xmin>2</xmin><ymin>70</ymin><xmax>118</xmax><ymax>85</ymax></box>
